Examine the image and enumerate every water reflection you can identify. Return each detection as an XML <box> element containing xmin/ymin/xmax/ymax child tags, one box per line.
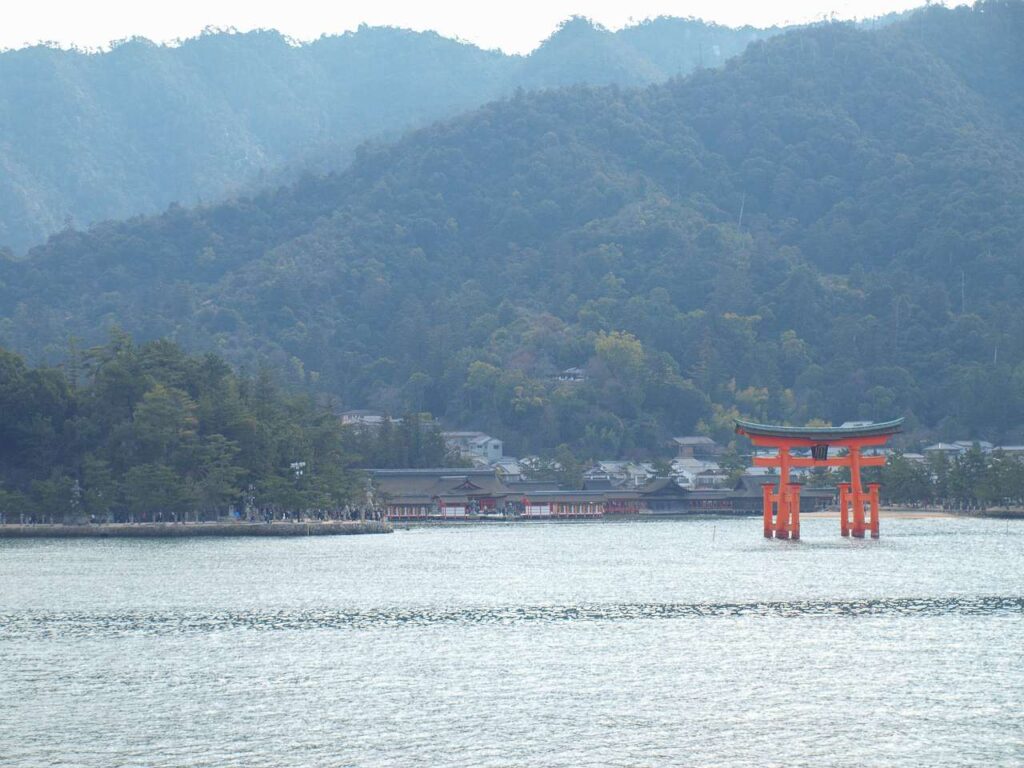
<box><xmin>4</xmin><ymin>595</ymin><xmax>1022</xmax><ymax>639</ymax></box>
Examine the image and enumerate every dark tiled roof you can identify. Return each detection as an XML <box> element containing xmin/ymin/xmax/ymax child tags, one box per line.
<box><xmin>735</xmin><ymin>418</ymin><xmax>904</xmax><ymax>440</ymax></box>
<box><xmin>731</xmin><ymin>475</ymin><xmax>836</xmax><ymax>497</ymax></box>
<box><xmin>369</xmin><ymin>467</ymin><xmax>836</xmax><ymax>507</ymax></box>
<box><xmin>368</xmin><ymin>468</ymin><xmax>497</xmax><ymax>475</ymax></box>
<box><xmin>638</xmin><ymin>477</ymin><xmax>689</xmax><ymax>496</ymax></box>
<box><xmin>369</xmin><ymin>468</ymin><xmax>512</xmax><ymax>503</ymax></box>
<box><xmin>506</xmin><ymin>480</ymin><xmax>561</xmax><ymax>492</ymax></box>
<box><xmin>733</xmin><ymin>475</ymin><xmax>780</xmax><ymax>494</ymax></box>
<box><xmin>521</xmin><ymin>490</ymin><xmax>610</xmax><ymax>502</ymax></box>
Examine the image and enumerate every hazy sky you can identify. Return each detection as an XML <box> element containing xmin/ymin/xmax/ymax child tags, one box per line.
<box><xmin>4</xmin><ymin>1</ymin><xmax>955</xmax><ymax>54</ymax></box>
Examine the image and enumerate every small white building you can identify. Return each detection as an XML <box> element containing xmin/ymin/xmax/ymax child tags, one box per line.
<box><xmin>693</xmin><ymin>468</ymin><xmax>729</xmax><ymax>489</ymax></box>
<box><xmin>672</xmin><ymin>436</ymin><xmax>722</xmax><ymax>460</ymax></box>
<box><xmin>341</xmin><ymin>410</ymin><xmax>393</xmax><ymax>428</ymax></box>
<box><xmin>953</xmin><ymin>440</ymin><xmax>994</xmax><ymax>453</ymax></box>
<box><xmin>557</xmin><ymin>367</ymin><xmax>586</xmax><ymax>382</ymax></box>
<box><xmin>671</xmin><ymin>456</ymin><xmax>726</xmax><ymax>488</ymax></box>
<box><xmin>443</xmin><ymin>431</ymin><xmax>504</xmax><ymax>464</ymax></box>
<box><xmin>584</xmin><ymin>461</ymin><xmax>656</xmax><ymax>488</ymax></box>
<box><xmin>492</xmin><ymin>459</ymin><xmax>524</xmax><ymax>482</ymax></box>
<box><xmin>923</xmin><ymin>442</ymin><xmax>965</xmax><ymax>458</ymax></box>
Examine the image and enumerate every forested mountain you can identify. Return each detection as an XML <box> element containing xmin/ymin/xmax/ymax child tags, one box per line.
<box><xmin>2</xmin><ymin>2</ymin><xmax>1023</xmax><ymax>459</ymax></box>
<box><xmin>0</xmin><ymin>17</ymin><xmax>775</xmax><ymax>252</ymax></box>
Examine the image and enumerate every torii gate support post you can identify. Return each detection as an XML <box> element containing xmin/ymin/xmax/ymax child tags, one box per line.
<box><xmin>773</xmin><ymin>447</ymin><xmax>794</xmax><ymax>539</ymax></box>
<box><xmin>775</xmin><ymin>485</ymin><xmax>790</xmax><ymax>539</ymax></box>
<box><xmin>838</xmin><ymin>483</ymin><xmax>850</xmax><ymax>537</ymax></box>
<box><xmin>868</xmin><ymin>483</ymin><xmax>881</xmax><ymax>539</ymax></box>
<box><xmin>762</xmin><ymin>482</ymin><xmax>773</xmax><ymax>538</ymax></box>
<box><xmin>788</xmin><ymin>483</ymin><xmax>801</xmax><ymax>540</ymax></box>
<box><xmin>849</xmin><ymin>445</ymin><xmax>866</xmax><ymax>538</ymax></box>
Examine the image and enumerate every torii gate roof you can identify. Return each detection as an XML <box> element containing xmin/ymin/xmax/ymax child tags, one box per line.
<box><xmin>735</xmin><ymin>418</ymin><xmax>904</xmax><ymax>442</ymax></box>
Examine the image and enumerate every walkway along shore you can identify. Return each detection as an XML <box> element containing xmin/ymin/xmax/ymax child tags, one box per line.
<box><xmin>4</xmin><ymin>510</ymin><xmax>1019</xmax><ymax>537</ymax></box>
<box><xmin>0</xmin><ymin>520</ymin><xmax>392</xmax><ymax>538</ymax></box>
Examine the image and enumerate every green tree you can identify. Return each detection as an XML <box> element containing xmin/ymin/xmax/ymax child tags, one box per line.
<box><xmin>949</xmin><ymin>445</ymin><xmax>988</xmax><ymax>505</ymax></box>
<box><xmin>881</xmin><ymin>453</ymin><xmax>932</xmax><ymax>504</ymax></box>
<box><xmin>29</xmin><ymin>473</ymin><xmax>76</xmax><ymax>523</ymax></box>
<box><xmin>133</xmin><ymin>384</ymin><xmax>198</xmax><ymax>464</ymax></box>
<box><xmin>186</xmin><ymin>435</ymin><xmax>244</xmax><ymax>520</ymax></box>
<box><xmin>0</xmin><ymin>485</ymin><xmax>28</xmax><ymax>524</ymax></box>
<box><xmin>81</xmin><ymin>455</ymin><xmax>118</xmax><ymax>521</ymax></box>
<box><xmin>123</xmin><ymin>463</ymin><xmax>191</xmax><ymax>522</ymax></box>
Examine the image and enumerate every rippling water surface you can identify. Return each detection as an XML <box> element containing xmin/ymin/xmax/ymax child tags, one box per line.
<box><xmin>2</xmin><ymin>517</ymin><xmax>1023</xmax><ymax>766</ymax></box>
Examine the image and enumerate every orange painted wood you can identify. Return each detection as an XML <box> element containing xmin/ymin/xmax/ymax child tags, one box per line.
<box><xmin>751</xmin><ymin>455</ymin><xmax>886</xmax><ymax>468</ymax></box>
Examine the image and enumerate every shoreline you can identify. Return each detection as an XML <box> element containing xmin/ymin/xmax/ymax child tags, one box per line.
<box><xmin>807</xmin><ymin>508</ymin><xmax>953</xmax><ymax>520</ymax></box>
<box><xmin>3</xmin><ymin>510</ymin><xmax>1020</xmax><ymax>537</ymax></box>
<box><xmin>391</xmin><ymin>509</ymin><xmax>1015</xmax><ymax>526</ymax></box>
<box><xmin>388</xmin><ymin>508</ymin><xmax>1024</xmax><ymax>526</ymax></box>
<box><xmin>0</xmin><ymin>520</ymin><xmax>392</xmax><ymax>538</ymax></box>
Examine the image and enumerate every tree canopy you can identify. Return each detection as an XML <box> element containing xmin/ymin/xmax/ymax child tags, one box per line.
<box><xmin>0</xmin><ymin>337</ymin><xmax>451</xmax><ymax>523</ymax></box>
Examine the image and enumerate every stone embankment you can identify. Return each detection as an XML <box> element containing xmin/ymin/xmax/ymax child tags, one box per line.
<box><xmin>0</xmin><ymin>520</ymin><xmax>392</xmax><ymax>538</ymax></box>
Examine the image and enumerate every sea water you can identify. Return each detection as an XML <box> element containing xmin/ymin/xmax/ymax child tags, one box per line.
<box><xmin>2</xmin><ymin>517</ymin><xmax>1022</xmax><ymax>766</ymax></box>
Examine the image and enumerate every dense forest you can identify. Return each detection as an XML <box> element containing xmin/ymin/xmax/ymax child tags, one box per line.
<box><xmin>3</xmin><ymin>332</ymin><xmax>1012</xmax><ymax>522</ymax></box>
<box><xmin>2</xmin><ymin>2</ymin><xmax>1023</xmax><ymax>461</ymax></box>
<box><xmin>0</xmin><ymin>17</ymin><xmax>776</xmax><ymax>251</ymax></box>
<box><xmin>882</xmin><ymin>449</ymin><xmax>1024</xmax><ymax>508</ymax></box>
<box><xmin>0</xmin><ymin>339</ymin><xmax>451</xmax><ymax>523</ymax></box>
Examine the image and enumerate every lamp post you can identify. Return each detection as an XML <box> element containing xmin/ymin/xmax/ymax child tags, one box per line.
<box><xmin>290</xmin><ymin>461</ymin><xmax>306</xmax><ymax>521</ymax></box>
<box><xmin>70</xmin><ymin>479</ymin><xmax>83</xmax><ymax>525</ymax></box>
<box><xmin>245</xmin><ymin>484</ymin><xmax>256</xmax><ymax>522</ymax></box>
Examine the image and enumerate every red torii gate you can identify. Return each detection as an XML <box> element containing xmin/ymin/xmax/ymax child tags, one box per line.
<box><xmin>735</xmin><ymin>419</ymin><xmax>904</xmax><ymax>539</ymax></box>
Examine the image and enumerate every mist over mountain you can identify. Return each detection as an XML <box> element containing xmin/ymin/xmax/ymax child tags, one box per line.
<box><xmin>0</xmin><ymin>17</ymin><xmax>776</xmax><ymax>252</ymax></box>
<box><xmin>2</xmin><ymin>1</ymin><xmax>1022</xmax><ymax>458</ymax></box>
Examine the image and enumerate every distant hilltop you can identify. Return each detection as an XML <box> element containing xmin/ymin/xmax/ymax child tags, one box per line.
<box><xmin>0</xmin><ymin>16</ymin><xmax>779</xmax><ymax>253</ymax></box>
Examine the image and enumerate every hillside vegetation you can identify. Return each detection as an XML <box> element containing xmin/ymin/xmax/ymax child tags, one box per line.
<box><xmin>2</xmin><ymin>2</ymin><xmax>1023</xmax><ymax>459</ymax></box>
<box><xmin>0</xmin><ymin>17</ymin><xmax>774</xmax><ymax>251</ymax></box>
<box><xmin>0</xmin><ymin>338</ymin><xmax>453</xmax><ymax>522</ymax></box>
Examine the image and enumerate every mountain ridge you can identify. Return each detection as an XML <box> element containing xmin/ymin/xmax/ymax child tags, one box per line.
<box><xmin>3</xmin><ymin>1</ymin><xmax>1023</xmax><ymax>457</ymax></box>
<box><xmin>0</xmin><ymin>16</ymin><xmax>779</xmax><ymax>252</ymax></box>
